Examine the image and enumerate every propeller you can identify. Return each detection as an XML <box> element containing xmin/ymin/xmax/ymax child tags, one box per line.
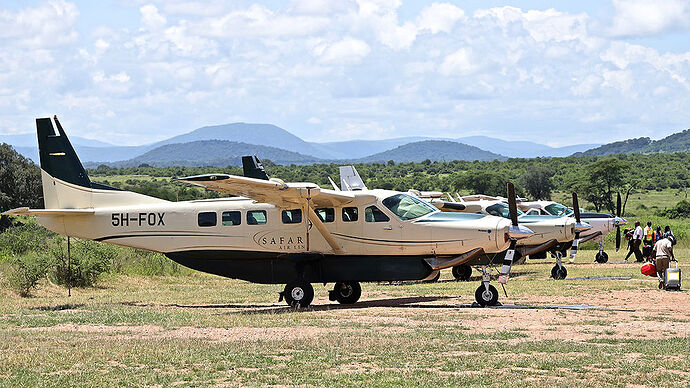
<box><xmin>616</xmin><ymin>192</ymin><xmax>621</xmax><ymax>251</ymax></box>
<box><xmin>569</xmin><ymin>192</ymin><xmax>582</xmax><ymax>260</ymax></box>
<box><xmin>498</xmin><ymin>182</ymin><xmax>533</xmax><ymax>285</ymax></box>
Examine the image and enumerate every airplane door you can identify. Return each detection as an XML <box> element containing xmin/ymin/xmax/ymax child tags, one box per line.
<box><xmin>362</xmin><ymin>204</ymin><xmax>402</xmax><ymax>255</ymax></box>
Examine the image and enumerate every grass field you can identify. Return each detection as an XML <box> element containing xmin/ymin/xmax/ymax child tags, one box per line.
<box><xmin>1</xmin><ymin>249</ymin><xmax>688</xmax><ymax>387</ymax></box>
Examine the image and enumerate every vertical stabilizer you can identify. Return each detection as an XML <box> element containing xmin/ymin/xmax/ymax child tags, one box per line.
<box><xmin>339</xmin><ymin>165</ymin><xmax>367</xmax><ymax>191</ymax></box>
<box><xmin>37</xmin><ymin>116</ymin><xmax>91</xmax><ymax>188</ymax></box>
<box><xmin>242</xmin><ymin>155</ymin><xmax>270</xmax><ymax>180</ymax></box>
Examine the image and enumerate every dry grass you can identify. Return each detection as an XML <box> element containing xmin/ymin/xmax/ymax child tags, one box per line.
<box><xmin>0</xmin><ymin>249</ymin><xmax>688</xmax><ymax>387</ymax></box>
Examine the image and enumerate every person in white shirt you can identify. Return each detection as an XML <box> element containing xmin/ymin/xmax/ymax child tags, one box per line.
<box><xmin>630</xmin><ymin>221</ymin><xmax>644</xmax><ymax>262</ymax></box>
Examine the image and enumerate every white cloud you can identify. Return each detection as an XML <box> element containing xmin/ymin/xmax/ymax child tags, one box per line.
<box><xmin>140</xmin><ymin>4</ymin><xmax>167</xmax><ymax>31</ymax></box>
<box><xmin>0</xmin><ymin>0</ymin><xmax>79</xmax><ymax>48</ymax></box>
<box><xmin>416</xmin><ymin>3</ymin><xmax>465</xmax><ymax>34</ymax></box>
<box><xmin>439</xmin><ymin>48</ymin><xmax>478</xmax><ymax>76</ymax></box>
<box><xmin>609</xmin><ymin>0</ymin><xmax>690</xmax><ymax>37</ymax></box>
<box><xmin>316</xmin><ymin>38</ymin><xmax>371</xmax><ymax>65</ymax></box>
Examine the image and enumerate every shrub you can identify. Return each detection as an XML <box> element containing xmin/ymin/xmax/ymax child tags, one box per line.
<box><xmin>2</xmin><ymin>253</ymin><xmax>50</xmax><ymax>296</ymax></box>
<box><xmin>113</xmin><ymin>248</ymin><xmax>188</xmax><ymax>276</ymax></box>
<box><xmin>0</xmin><ymin>221</ymin><xmax>54</xmax><ymax>261</ymax></box>
<box><xmin>47</xmin><ymin>238</ymin><xmax>117</xmax><ymax>287</ymax></box>
<box><xmin>661</xmin><ymin>200</ymin><xmax>690</xmax><ymax>219</ymax></box>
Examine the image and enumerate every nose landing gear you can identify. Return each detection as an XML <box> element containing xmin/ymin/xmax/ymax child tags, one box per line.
<box><xmin>551</xmin><ymin>251</ymin><xmax>568</xmax><ymax>280</ymax></box>
<box><xmin>474</xmin><ymin>266</ymin><xmax>500</xmax><ymax>307</ymax></box>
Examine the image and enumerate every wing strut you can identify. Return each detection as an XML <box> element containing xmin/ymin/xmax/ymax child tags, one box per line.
<box><xmin>304</xmin><ymin>187</ymin><xmax>345</xmax><ymax>255</ymax></box>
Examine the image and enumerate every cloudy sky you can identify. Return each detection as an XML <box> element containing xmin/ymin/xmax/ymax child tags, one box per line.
<box><xmin>1</xmin><ymin>0</ymin><xmax>689</xmax><ymax>147</ymax></box>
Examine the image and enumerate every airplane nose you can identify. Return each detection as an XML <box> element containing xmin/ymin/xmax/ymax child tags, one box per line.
<box><xmin>574</xmin><ymin>222</ymin><xmax>592</xmax><ymax>233</ymax></box>
<box><xmin>509</xmin><ymin>224</ymin><xmax>534</xmax><ymax>239</ymax></box>
<box><xmin>614</xmin><ymin>217</ymin><xmax>628</xmax><ymax>226</ymax></box>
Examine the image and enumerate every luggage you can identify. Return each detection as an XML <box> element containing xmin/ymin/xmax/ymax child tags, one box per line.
<box><xmin>664</xmin><ymin>260</ymin><xmax>681</xmax><ymax>290</ymax></box>
<box><xmin>641</xmin><ymin>262</ymin><xmax>657</xmax><ymax>277</ymax></box>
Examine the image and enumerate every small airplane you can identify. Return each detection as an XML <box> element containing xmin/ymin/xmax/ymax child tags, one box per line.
<box><xmin>517</xmin><ymin>196</ymin><xmax>628</xmax><ymax>263</ymax></box>
<box><xmin>3</xmin><ymin>116</ymin><xmax>535</xmax><ymax>307</ymax></box>
<box><xmin>334</xmin><ymin>166</ymin><xmax>591</xmax><ymax>280</ymax></box>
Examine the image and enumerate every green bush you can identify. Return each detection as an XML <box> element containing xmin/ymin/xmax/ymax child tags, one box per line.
<box><xmin>2</xmin><ymin>253</ymin><xmax>50</xmax><ymax>296</ymax></box>
<box><xmin>113</xmin><ymin>248</ymin><xmax>188</xmax><ymax>276</ymax></box>
<box><xmin>47</xmin><ymin>237</ymin><xmax>118</xmax><ymax>287</ymax></box>
<box><xmin>661</xmin><ymin>200</ymin><xmax>690</xmax><ymax>219</ymax></box>
<box><xmin>0</xmin><ymin>221</ymin><xmax>54</xmax><ymax>261</ymax></box>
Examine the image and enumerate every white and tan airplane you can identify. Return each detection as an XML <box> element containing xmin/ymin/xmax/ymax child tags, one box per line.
<box><xmin>2</xmin><ymin>116</ymin><xmax>535</xmax><ymax>307</ymax></box>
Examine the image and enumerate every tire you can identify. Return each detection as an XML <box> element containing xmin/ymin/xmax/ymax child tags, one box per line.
<box><xmin>452</xmin><ymin>265</ymin><xmax>472</xmax><ymax>281</ymax></box>
<box><xmin>475</xmin><ymin>284</ymin><xmax>499</xmax><ymax>307</ymax></box>
<box><xmin>332</xmin><ymin>281</ymin><xmax>362</xmax><ymax>304</ymax></box>
<box><xmin>595</xmin><ymin>251</ymin><xmax>609</xmax><ymax>263</ymax></box>
<box><xmin>551</xmin><ymin>264</ymin><xmax>568</xmax><ymax>280</ymax></box>
<box><xmin>283</xmin><ymin>280</ymin><xmax>314</xmax><ymax>307</ymax></box>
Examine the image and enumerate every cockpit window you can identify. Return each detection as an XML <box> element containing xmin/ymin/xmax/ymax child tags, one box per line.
<box><xmin>382</xmin><ymin>194</ymin><xmax>437</xmax><ymax>221</ymax></box>
<box><xmin>545</xmin><ymin>203</ymin><xmax>573</xmax><ymax>216</ymax></box>
<box><xmin>485</xmin><ymin>203</ymin><xmax>524</xmax><ymax>219</ymax></box>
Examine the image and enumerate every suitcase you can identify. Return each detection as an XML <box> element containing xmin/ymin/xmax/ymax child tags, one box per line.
<box><xmin>641</xmin><ymin>263</ymin><xmax>657</xmax><ymax>277</ymax></box>
<box><xmin>664</xmin><ymin>260</ymin><xmax>681</xmax><ymax>290</ymax></box>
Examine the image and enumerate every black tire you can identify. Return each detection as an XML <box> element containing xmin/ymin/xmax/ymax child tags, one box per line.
<box><xmin>283</xmin><ymin>280</ymin><xmax>314</xmax><ymax>307</ymax></box>
<box><xmin>551</xmin><ymin>264</ymin><xmax>568</xmax><ymax>280</ymax></box>
<box><xmin>595</xmin><ymin>251</ymin><xmax>609</xmax><ymax>263</ymax></box>
<box><xmin>475</xmin><ymin>284</ymin><xmax>499</xmax><ymax>307</ymax></box>
<box><xmin>332</xmin><ymin>281</ymin><xmax>361</xmax><ymax>304</ymax></box>
<box><xmin>452</xmin><ymin>265</ymin><xmax>472</xmax><ymax>281</ymax></box>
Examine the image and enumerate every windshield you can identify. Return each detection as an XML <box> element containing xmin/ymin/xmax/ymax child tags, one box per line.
<box><xmin>545</xmin><ymin>203</ymin><xmax>573</xmax><ymax>216</ymax></box>
<box><xmin>485</xmin><ymin>203</ymin><xmax>524</xmax><ymax>219</ymax></box>
<box><xmin>382</xmin><ymin>194</ymin><xmax>437</xmax><ymax>220</ymax></box>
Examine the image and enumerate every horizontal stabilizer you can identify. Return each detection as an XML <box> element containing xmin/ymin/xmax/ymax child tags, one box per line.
<box><xmin>2</xmin><ymin>207</ymin><xmax>95</xmax><ymax>216</ymax></box>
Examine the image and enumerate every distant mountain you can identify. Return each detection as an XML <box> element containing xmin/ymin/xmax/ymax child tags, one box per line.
<box><xmin>573</xmin><ymin>129</ymin><xmax>690</xmax><ymax>156</ymax></box>
<box><xmin>453</xmin><ymin>136</ymin><xmax>600</xmax><ymax>158</ymax></box>
<box><xmin>358</xmin><ymin>140</ymin><xmax>506</xmax><ymax>163</ymax></box>
<box><xmin>0</xmin><ymin>133</ymin><xmax>113</xmax><ymax>148</ymax></box>
<box><xmin>310</xmin><ymin>137</ymin><xmax>428</xmax><ymax>159</ymax></box>
<box><xmin>106</xmin><ymin>140</ymin><xmax>322</xmax><ymax>167</ymax></box>
<box><xmin>155</xmin><ymin>123</ymin><xmax>330</xmax><ymax>158</ymax></box>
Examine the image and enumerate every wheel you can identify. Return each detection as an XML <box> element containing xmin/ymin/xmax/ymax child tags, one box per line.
<box><xmin>595</xmin><ymin>251</ymin><xmax>609</xmax><ymax>263</ymax></box>
<box><xmin>452</xmin><ymin>264</ymin><xmax>472</xmax><ymax>281</ymax></box>
<box><xmin>475</xmin><ymin>284</ymin><xmax>499</xmax><ymax>307</ymax></box>
<box><xmin>283</xmin><ymin>280</ymin><xmax>314</xmax><ymax>307</ymax></box>
<box><xmin>331</xmin><ymin>281</ymin><xmax>361</xmax><ymax>304</ymax></box>
<box><xmin>551</xmin><ymin>264</ymin><xmax>568</xmax><ymax>280</ymax></box>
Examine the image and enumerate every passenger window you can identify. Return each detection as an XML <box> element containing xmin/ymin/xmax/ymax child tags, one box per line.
<box><xmin>365</xmin><ymin>206</ymin><xmax>390</xmax><ymax>222</ymax></box>
<box><xmin>247</xmin><ymin>210</ymin><xmax>267</xmax><ymax>225</ymax></box>
<box><xmin>342</xmin><ymin>207</ymin><xmax>358</xmax><ymax>222</ymax></box>
<box><xmin>198</xmin><ymin>212</ymin><xmax>217</xmax><ymax>227</ymax></box>
<box><xmin>222</xmin><ymin>211</ymin><xmax>241</xmax><ymax>226</ymax></box>
<box><xmin>315</xmin><ymin>208</ymin><xmax>334</xmax><ymax>223</ymax></box>
<box><xmin>281</xmin><ymin>209</ymin><xmax>302</xmax><ymax>224</ymax></box>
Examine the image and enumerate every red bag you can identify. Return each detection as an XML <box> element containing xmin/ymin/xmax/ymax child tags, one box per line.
<box><xmin>641</xmin><ymin>263</ymin><xmax>657</xmax><ymax>277</ymax></box>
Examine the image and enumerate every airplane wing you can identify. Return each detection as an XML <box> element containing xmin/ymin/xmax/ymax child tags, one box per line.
<box><xmin>1</xmin><ymin>207</ymin><xmax>95</xmax><ymax>216</ymax></box>
<box><xmin>177</xmin><ymin>174</ymin><xmax>357</xmax><ymax>208</ymax></box>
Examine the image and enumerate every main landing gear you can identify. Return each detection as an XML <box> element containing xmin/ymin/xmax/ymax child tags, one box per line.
<box><xmin>474</xmin><ymin>266</ymin><xmax>499</xmax><ymax>307</ymax></box>
<box><xmin>595</xmin><ymin>241</ymin><xmax>609</xmax><ymax>263</ymax></box>
<box><xmin>452</xmin><ymin>264</ymin><xmax>472</xmax><ymax>281</ymax></box>
<box><xmin>280</xmin><ymin>281</ymin><xmax>362</xmax><ymax>307</ymax></box>
<box><xmin>551</xmin><ymin>251</ymin><xmax>568</xmax><ymax>280</ymax></box>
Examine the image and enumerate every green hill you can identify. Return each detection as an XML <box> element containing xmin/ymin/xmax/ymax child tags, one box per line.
<box><xmin>574</xmin><ymin>129</ymin><xmax>690</xmax><ymax>156</ymax></box>
<box><xmin>357</xmin><ymin>140</ymin><xmax>506</xmax><ymax>162</ymax></box>
<box><xmin>112</xmin><ymin>140</ymin><xmax>322</xmax><ymax>167</ymax></box>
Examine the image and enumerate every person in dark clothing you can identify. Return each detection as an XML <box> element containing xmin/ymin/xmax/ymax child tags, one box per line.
<box><xmin>631</xmin><ymin>221</ymin><xmax>644</xmax><ymax>262</ymax></box>
<box><xmin>663</xmin><ymin>225</ymin><xmax>675</xmax><ymax>241</ymax></box>
<box><xmin>624</xmin><ymin>228</ymin><xmax>636</xmax><ymax>261</ymax></box>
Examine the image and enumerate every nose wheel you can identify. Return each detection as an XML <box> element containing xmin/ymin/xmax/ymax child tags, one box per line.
<box><xmin>474</xmin><ymin>266</ymin><xmax>500</xmax><ymax>307</ymax></box>
<box><xmin>551</xmin><ymin>252</ymin><xmax>568</xmax><ymax>280</ymax></box>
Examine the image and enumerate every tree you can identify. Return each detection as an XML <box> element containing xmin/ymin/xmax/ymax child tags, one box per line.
<box><xmin>0</xmin><ymin>144</ymin><xmax>43</xmax><ymax>229</ymax></box>
<box><xmin>520</xmin><ymin>167</ymin><xmax>554</xmax><ymax>200</ymax></box>
<box><xmin>576</xmin><ymin>157</ymin><xmax>626</xmax><ymax>213</ymax></box>
<box><xmin>453</xmin><ymin>171</ymin><xmax>509</xmax><ymax>197</ymax></box>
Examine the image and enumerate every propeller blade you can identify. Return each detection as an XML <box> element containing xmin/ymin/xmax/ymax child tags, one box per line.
<box><xmin>617</xmin><ymin>192</ymin><xmax>622</xmax><ymax>217</ymax></box>
<box><xmin>572</xmin><ymin>192</ymin><xmax>581</xmax><ymax>223</ymax></box>
<box><xmin>507</xmin><ymin>182</ymin><xmax>518</xmax><ymax>227</ymax></box>
<box><xmin>498</xmin><ymin>239</ymin><xmax>517</xmax><ymax>284</ymax></box>
<box><xmin>569</xmin><ymin>231</ymin><xmax>580</xmax><ymax>260</ymax></box>
<box><xmin>616</xmin><ymin>226</ymin><xmax>621</xmax><ymax>251</ymax></box>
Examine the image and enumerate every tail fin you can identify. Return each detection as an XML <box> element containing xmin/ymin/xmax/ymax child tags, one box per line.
<box><xmin>242</xmin><ymin>155</ymin><xmax>270</xmax><ymax>180</ymax></box>
<box><xmin>36</xmin><ymin>116</ymin><xmax>165</xmax><ymax>209</ymax></box>
<box><xmin>37</xmin><ymin>116</ymin><xmax>91</xmax><ymax>188</ymax></box>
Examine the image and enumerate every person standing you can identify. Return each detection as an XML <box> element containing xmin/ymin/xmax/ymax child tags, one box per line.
<box><xmin>643</xmin><ymin>221</ymin><xmax>654</xmax><ymax>260</ymax></box>
<box><xmin>631</xmin><ymin>221</ymin><xmax>644</xmax><ymax>262</ymax></box>
<box><xmin>653</xmin><ymin>226</ymin><xmax>663</xmax><ymax>245</ymax></box>
<box><xmin>624</xmin><ymin>228</ymin><xmax>636</xmax><ymax>261</ymax></box>
<box><xmin>653</xmin><ymin>237</ymin><xmax>675</xmax><ymax>290</ymax></box>
<box><xmin>663</xmin><ymin>225</ymin><xmax>675</xmax><ymax>241</ymax></box>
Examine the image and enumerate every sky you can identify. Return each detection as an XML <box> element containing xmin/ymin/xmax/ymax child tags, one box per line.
<box><xmin>1</xmin><ymin>0</ymin><xmax>689</xmax><ymax>147</ymax></box>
